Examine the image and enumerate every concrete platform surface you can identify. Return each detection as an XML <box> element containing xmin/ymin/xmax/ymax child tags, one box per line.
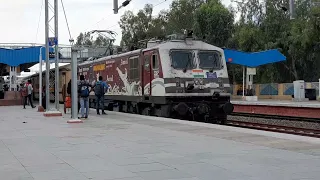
<box><xmin>0</xmin><ymin>106</ymin><xmax>320</xmax><ymax>180</ymax></box>
<box><xmin>232</xmin><ymin>99</ymin><xmax>320</xmax><ymax>108</ymax></box>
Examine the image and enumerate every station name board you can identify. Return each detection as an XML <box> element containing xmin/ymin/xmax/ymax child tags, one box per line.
<box><xmin>93</xmin><ymin>64</ymin><xmax>105</xmax><ymax>71</ymax></box>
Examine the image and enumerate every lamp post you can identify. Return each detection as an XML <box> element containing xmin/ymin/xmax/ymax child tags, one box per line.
<box><xmin>113</xmin><ymin>0</ymin><xmax>132</xmax><ymax>14</ymax></box>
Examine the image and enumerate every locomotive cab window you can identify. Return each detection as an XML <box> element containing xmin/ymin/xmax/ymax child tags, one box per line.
<box><xmin>170</xmin><ymin>50</ymin><xmax>195</xmax><ymax>70</ymax></box>
<box><xmin>198</xmin><ymin>51</ymin><xmax>221</xmax><ymax>70</ymax></box>
<box><xmin>152</xmin><ymin>54</ymin><xmax>159</xmax><ymax>70</ymax></box>
<box><xmin>144</xmin><ymin>56</ymin><xmax>150</xmax><ymax>71</ymax></box>
<box><xmin>129</xmin><ymin>56</ymin><xmax>140</xmax><ymax>81</ymax></box>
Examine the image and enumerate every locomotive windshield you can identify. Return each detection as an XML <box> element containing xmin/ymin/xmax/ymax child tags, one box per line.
<box><xmin>170</xmin><ymin>50</ymin><xmax>195</xmax><ymax>70</ymax></box>
<box><xmin>198</xmin><ymin>51</ymin><xmax>221</xmax><ymax>70</ymax></box>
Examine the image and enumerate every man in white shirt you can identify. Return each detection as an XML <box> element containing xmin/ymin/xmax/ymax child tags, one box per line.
<box><xmin>23</xmin><ymin>80</ymin><xmax>36</xmax><ymax>109</ymax></box>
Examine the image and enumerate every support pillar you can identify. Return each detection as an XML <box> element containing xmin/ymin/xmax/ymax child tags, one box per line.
<box><xmin>242</xmin><ymin>66</ymin><xmax>245</xmax><ymax>99</ymax></box>
<box><xmin>67</xmin><ymin>47</ymin><xmax>82</xmax><ymax>123</ymax></box>
<box><xmin>245</xmin><ymin>67</ymin><xmax>257</xmax><ymax>101</ymax></box>
<box><xmin>38</xmin><ymin>47</ymin><xmax>45</xmax><ymax>112</ymax></box>
<box><xmin>9</xmin><ymin>66</ymin><xmax>17</xmax><ymax>91</ymax></box>
<box><xmin>318</xmin><ymin>78</ymin><xmax>320</xmax><ymax>100</ymax></box>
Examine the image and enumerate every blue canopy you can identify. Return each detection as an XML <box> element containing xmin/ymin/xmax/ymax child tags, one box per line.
<box><xmin>0</xmin><ymin>46</ymin><xmax>54</xmax><ymax>66</ymax></box>
<box><xmin>224</xmin><ymin>49</ymin><xmax>286</xmax><ymax>67</ymax></box>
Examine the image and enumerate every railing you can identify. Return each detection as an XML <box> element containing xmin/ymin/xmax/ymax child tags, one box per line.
<box><xmin>232</xmin><ymin>82</ymin><xmax>320</xmax><ymax>97</ymax></box>
<box><xmin>0</xmin><ymin>44</ymin><xmax>111</xmax><ymax>61</ymax></box>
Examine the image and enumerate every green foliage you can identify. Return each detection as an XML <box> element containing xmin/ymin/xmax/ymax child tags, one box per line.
<box><xmin>119</xmin><ymin>4</ymin><xmax>168</xmax><ymax>48</ymax></box>
<box><xmin>166</xmin><ymin>0</ymin><xmax>205</xmax><ymax>34</ymax></box>
<box><xmin>75</xmin><ymin>32</ymin><xmax>110</xmax><ymax>47</ymax></box>
<box><xmin>193</xmin><ymin>0</ymin><xmax>234</xmax><ymax>47</ymax></box>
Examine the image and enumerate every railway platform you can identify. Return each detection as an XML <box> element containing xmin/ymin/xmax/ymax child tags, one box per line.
<box><xmin>0</xmin><ymin>106</ymin><xmax>320</xmax><ymax>180</ymax></box>
<box><xmin>232</xmin><ymin>99</ymin><xmax>320</xmax><ymax>119</ymax></box>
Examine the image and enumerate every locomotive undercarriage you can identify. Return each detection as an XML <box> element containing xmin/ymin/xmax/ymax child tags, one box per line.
<box><xmin>89</xmin><ymin>94</ymin><xmax>234</xmax><ymax>125</ymax></box>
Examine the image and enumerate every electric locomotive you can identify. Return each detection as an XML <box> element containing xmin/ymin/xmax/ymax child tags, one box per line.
<box><xmin>78</xmin><ymin>32</ymin><xmax>234</xmax><ymax>124</ymax></box>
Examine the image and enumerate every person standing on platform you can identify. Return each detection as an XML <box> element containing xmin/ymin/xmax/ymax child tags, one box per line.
<box><xmin>93</xmin><ymin>76</ymin><xmax>108</xmax><ymax>115</ymax></box>
<box><xmin>77</xmin><ymin>75</ymin><xmax>91</xmax><ymax>119</ymax></box>
<box><xmin>23</xmin><ymin>80</ymin><xmax>36</xmax><ymax>109</ymax></box>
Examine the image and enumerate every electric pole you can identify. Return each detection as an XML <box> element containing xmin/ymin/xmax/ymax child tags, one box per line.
<box><xmin>44</xmin><ymin>0</ymin><xmax>61</xmax><ymax>116</ymax></box>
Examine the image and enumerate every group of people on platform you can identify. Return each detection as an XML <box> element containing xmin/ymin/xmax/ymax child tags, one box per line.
<box><xmin>21</xmin><ymin>75</ymin><xmax>109</xmax><ymax>120</ymax></box>
<box><xmin>68</xmin><ymin>75</ymin><xmax>108</xmax><ymax>119</ymax></box>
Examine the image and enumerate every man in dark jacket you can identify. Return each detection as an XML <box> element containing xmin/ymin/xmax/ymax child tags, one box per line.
<box><xmin>93</xmin><ymin>76</ymin><xmax>108</xmax><ymax>115</ymax></box>
<box><xmin>78</xmin><ymin>75</ymin><xmax>91</xmax><ymax>119</ymax></box>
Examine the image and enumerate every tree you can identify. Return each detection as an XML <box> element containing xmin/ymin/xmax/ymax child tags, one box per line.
<box><xmin>75</xmin><ymin>32</ymin><xmax>112</xmax><ymax>47</ymax></box>
<box><xmin>166</xmin><ymin>0</ymin><xmax>205</xmax><ymax>34</ymax></box>
<box><xmin>76</xmin><ymin>32</ymin><xmax>93</xmax><ymax>46</ymax></box>
<box><xmin>194</xmin><ymin>0</ymin><xmax>234</xmax><ymax>47</ymax></box>
<box><xmin>119</xmin><ymin>4</ymin><xmax>168</xmax><ymax>49</ymax></box>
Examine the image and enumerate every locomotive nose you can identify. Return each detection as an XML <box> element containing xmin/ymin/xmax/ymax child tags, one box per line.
<box><xmin>220</xmin><ymin>102</ymin><xmax>234</xmax><ymax>115</ymax></box>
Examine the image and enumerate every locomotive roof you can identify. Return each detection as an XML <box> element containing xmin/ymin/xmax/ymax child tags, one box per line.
<box><xmin>78</xmin><ymin>39</ymin><xmax>223</xmax><ymax>66</ymax></box>
<box><xmin>78</xmin><ymin>49</ymin><xmax>142</xmax><ymax>66</ymax></box>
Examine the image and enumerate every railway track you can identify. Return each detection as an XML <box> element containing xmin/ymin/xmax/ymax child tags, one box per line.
<box><xmin>231</xmin><ymin>112</ymin><xmax>320</xmax><ymax>123</ymax></box>
<box><xmin>227</xmin><ymin>120</ymin><xmax>320</xmax><ymax>138</ymax></box>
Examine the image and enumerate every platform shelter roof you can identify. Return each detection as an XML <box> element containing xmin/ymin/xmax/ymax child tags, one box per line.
<box><xmin>223</xmin><ymin>49</ymin><xmax>286</xmax><ymax>67</ymax></box>
<box><xmin>0</xmin><ymin>46</ymin><xmax>54</xmax><ymax>66</ymax></box>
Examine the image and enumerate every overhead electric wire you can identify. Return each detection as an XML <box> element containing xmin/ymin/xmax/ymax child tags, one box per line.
<box><xmin>60</xmin><ymin>0</ymin><xmax>73</xmax><ymax>44</ymax></box>
<box><xmin>35</xmin><ymin>0</ymin><xmax>44</xmax><ymax>42</ymax></box>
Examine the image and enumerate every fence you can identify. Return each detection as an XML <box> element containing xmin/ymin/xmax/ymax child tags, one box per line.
<box><xmin>231</xmin><ymin>81</ymin><xmax>320</xmax><ymax>99</ymax></box>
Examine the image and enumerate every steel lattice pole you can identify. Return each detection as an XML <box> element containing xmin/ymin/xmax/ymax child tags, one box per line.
<box><xmin>54</xmin><ymin>0</ymin><xmax>59</xmax><ymax>110</ymax></box>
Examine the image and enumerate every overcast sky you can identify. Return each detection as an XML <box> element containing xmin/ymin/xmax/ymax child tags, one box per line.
<box><xmin>0</xmin><ymin>0</ymin><xmax>232</xmax><ymax>46</ymax></box>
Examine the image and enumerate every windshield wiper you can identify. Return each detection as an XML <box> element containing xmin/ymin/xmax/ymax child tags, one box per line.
<box><xmin>183</xmin><ymin>53</ymin><xmax>192</xmax><ymax>73</ymax></box>
<box><xmin>209</xmin><ymin>56</ymin><xmax>217</xmax><ymax>73</ymax></box>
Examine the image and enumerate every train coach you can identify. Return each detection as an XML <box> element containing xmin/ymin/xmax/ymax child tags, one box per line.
<box><xmin>21</xmin><ymin>64</ymin><xmax>71</xmax><ymax>103</ymax></box>
<box><xmin>78</xmin><ymin>33</ymin><xmax>234</xmax><ymax>124</ymax></box>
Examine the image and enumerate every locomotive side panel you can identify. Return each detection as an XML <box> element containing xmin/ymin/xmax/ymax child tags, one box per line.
<box><xmin>79</xmin><ymin>50</ymin><xmax>143</xmax><ymax>98</ymax></box>
<box><xmin>142</xmin><ymin>49</ymin><xmax>165</xmax><ymax>97</ymax></box>
<box><xmin>97</xmin><ymin>53</ymin><xmax>141</xmax><ymax>96</ymax></box>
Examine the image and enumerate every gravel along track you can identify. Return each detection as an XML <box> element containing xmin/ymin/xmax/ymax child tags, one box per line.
<box><xmin>228</xmin><ymin>115</ymin><xmax>320</xmax><ymax>130</ymax></box>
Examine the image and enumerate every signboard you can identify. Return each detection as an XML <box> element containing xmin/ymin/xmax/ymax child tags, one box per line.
<box><xmin>206</xmin><ymin>72</ymin><xmax>217</xmax><ymax>78</ymax></box>
<box><xmin>93</xmin><ymin>64</ymin><xmax>105</xmax><ymax>71</ymax></box>
<box><xmin>48</xmin><ymin>37</ymin><xmax>58</xmax><ymax>46</ymax></box>
<box><xmin>247</xmin><ymin>67</ymin><xmax>256</xmax><ymax>75</ymax></box>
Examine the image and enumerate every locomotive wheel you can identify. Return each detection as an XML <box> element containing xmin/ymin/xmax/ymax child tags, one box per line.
<box><xmin>141</xmin><ymin>107</ymin><xmax>151</xmax><ymax>116</ymax></box>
